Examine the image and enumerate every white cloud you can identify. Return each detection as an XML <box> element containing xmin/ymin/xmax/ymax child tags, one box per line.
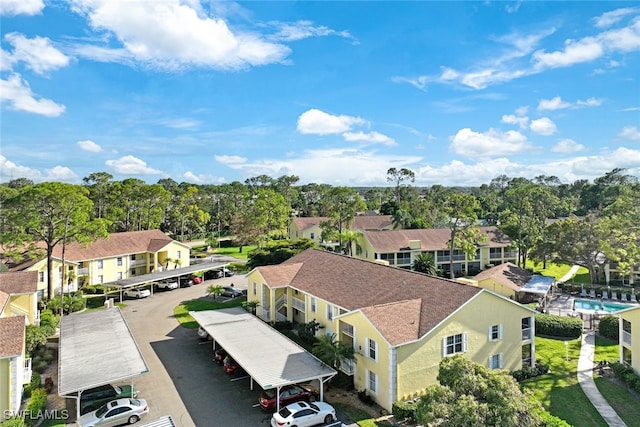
<box><xmin>515</xmin><ymin>106</ymin><xmax>529</xmax><ymax>116</ymax></box>
<box><xmin>3</xmin><ymin>33</ymin><xmax>70</xmax><ymax>75</ymax></box>
<box><xmin>0</xmin><ymin>73</ymin><xmax>66</xmax><ymax>117</ymax></box>
<box><xmin>0</xmin><ymin>155</ymin><xmax>42</xmax><ymax>181</ymax></box>
<box><xmin>342</xmin><ymin>131</ymin><xmax>397</xmax><ymax>146</ymax></box>
<box><xmin>593</xmin><ymin>7</ymin><xmax>639</xmax><ymax>29</ymax></box>
<box><xmin>214</xmin><ymin>155</ymin><xmax>248</xmax><ymax>165</ymax></box>
<box><xmin>182</xmin><ymin>171</ymin><xmax>226</xmax><ymax>184</ymax></box>
<box><xmin>533</xmin><ymin>36</ymin><xmax>604</xmax><ymax>69</ymax></box>
<box><xmin>576</xmin><ymin>97</ymin><xmax>603</xmax><ymax>107</ymax></box>
<box><xmin>68</xmin><ymin>0</ymin><xmax>291</xmax><ymax>70</ymax></box>
<box><xmin>619</xmin><ymin>126</ymin><xmax>640</xmax><ymax>141</ymax></box>
<box><xmin>45</xmin><ymin>165</ymin><xmax>78</xmax><ymax>181</ymax></box>
<box><xmin>105</xmin><ymin>155</ymin><xmax>162</xmax><ymax>175</ymax></box>
<box><xmin>450</xmin><ymin>128</ymin><xmax>532</xmax><ymax>157</ymax></box>
<box><xmin>501</xmin><ymin>114</ymin><xmax>529</xmax><ymax>129</ymax></box>
<box><xmin>0</xmin><ymin>0</ymin><xmax>44</xmax><ymax>16</ymax></box>
<box><xmin>538</xmin><ymin>96</ymin><xmax>571</xmax><ymax>111</ymax></box>
<box><xmin>599</xmin><ymin>18</ymin><xmax>640</xmax><ymax>52</ymax></box>
<box><xmin>297</xmin><ymin>109</ymin><xmax>367</xmax><ymax>135</ymax></box>
<box><xmin>269</xmin><ymin>20</ymin><xmax>354</xmax><ymax>43</ymax></box>
<box><xmin>552</xmin><ymin>139</ymin><xmax>586</xmax><ymax>153</ymax></box>
<box><xmin>77</xmin><ymin>140</ymin><xmax>103</xmax><ymax>152</ymax></box>
<box><xmin>530</xmin><ymin>117</ymin><xmax>557</xmax><ymax>136</ymax></box>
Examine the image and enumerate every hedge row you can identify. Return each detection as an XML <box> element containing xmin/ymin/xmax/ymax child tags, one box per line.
<box><xmin>512</xmin><ymin>362</ymin><xmax>550</xmax><ymax>382</ymax></box>
<box><xmin>535</xmin><ymin>313</ymin><xmax>583</xmax><ymax>338</ymax></box>
<box><xmin>609</xmin><ymin>362</ymin><xmax>640</xmax><ymax>394</ymax></box>
<box><xmin>25</xmin><ymin>388</ymin><xmax>47</xmax><ymax>426</ymax></box>
<box><xmin>392</xmin><ymin>399</ymin><xmax>418</xmax><ymax>422</ymax></box>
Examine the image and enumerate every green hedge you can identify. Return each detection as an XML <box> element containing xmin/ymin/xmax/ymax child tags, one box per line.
<box><xmin>598</xmin><ymin>315</ymin><xmax>619</xmax><ymax>340</ymax></box>
<box><xmin>25</xmin><ymin>388</ymin><xmax>47</xmax><ymax>426</ymax></box>
<box><xmin>0</xmin><ymin>418</ymin><xmax>25</xmax><ymax>427</ymax></box>
<box><xmin>535</xmin><ymin>313</ymin><xmax>583</xmax><ymax>338</ymax></box>
<box><xmin>511</xmin><ymin>362</ymin><xmax>550</xmax><ymax>382</ymax></box>
<box><xmin>609</xmin><ymin>362</ymin><xmax>640</xmax><ymax>393</ymax></box>
<box><xmin>392</xmin><ymin>399</ymin><xmax>418</xmax><ymax>422</ymax></box>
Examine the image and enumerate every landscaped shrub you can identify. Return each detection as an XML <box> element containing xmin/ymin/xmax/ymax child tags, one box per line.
<box><xmin>23</xmin><ymin>372</ymin><xmax>42</xmax><ymax>397</ymax></box>
<box><xmin>535</xmin><ymin>313</ymin><xmax>583</xmax><ymax>338</ymax></box>
<box><xmin>331</xmin><ymin>371</ymin><xmax>354</xmax><ymax>390</ymax></box>
<box><xmin>272</xmin><ymin>320</ymin><xmax>293</xmax><ymax>331</ymax></box>
<box><xmin>25</xmin><ymin>325</ymin><xmax>47</xmax><ymax>353</ymax></box>
<box><xmin>0</xmin><ymin>417</ymin><xmax>26</xmax><ymax>427</ymax></box>
<box><xmin>598</xmin><ymin>315</ymin><xmax>619</xmax><ymax>340</ymax></box>
<box><xmin>535</xmin><ymin>410</ymin><xmax>572</xmax><ymax>427</ymax></box>
<box><xmin>609</xmin><ymin>362</ymin><xmax>640</xmax><ymax>393</ymax></box>
<box><xmin>25</xmin><ymin>388</ymin><xmax>47</xmax><ymax>426</ymax></box>
<box><xmin>392</xmin><ymin>400</ymin><xmax>417</xmax><ymax>422</ymax></box>
<box><xmin>511</xmin><ymin>362</ymin><xmax>550</xmax><ymax>382</ymax></box>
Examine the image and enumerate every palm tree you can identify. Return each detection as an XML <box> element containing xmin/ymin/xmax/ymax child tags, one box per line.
<box><xmin>412</xmin><ymin>252</ymin><xmax>437</xmax><ymax>275</ymax></box>
<box><xmin>312</xmin><ymin>333</ymin><xmax>355</xmax><ymax>371</ymax></box>
<box><xmin>206</xmin><ymin>284</ymin><xmax>224</xmax><ymax>301</ymax></box>
<box><xmin>241</xmin><ymin>300</ymin><xmax>260</xmax><ymax>315</ymax></box>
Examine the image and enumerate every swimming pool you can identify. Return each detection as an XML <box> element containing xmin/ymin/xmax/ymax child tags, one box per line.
<box><xmin>573</xmin><ymin>298</ymin><xmax>633</xmax><ymax>314</ymax></box>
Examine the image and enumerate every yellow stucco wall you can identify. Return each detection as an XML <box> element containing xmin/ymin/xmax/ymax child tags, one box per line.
<box><xmin>6</xmin><ymin>294</ymin><xmax>37</xmax><ymax>324</ymax></box>
<box><xmin>0</xmin><ymin>358</ymin><xmax>10</xmax><ymax>417</ymax></box>
<box><xmin>396</xmin><ymin>291</ymin><xmax>533</xmax><ymax>403</ymax></box>
<box><xmin>620</xmin><ymin>307</ymin><xmax>640</xmax><ymax>374</ymax></box>
<box><xmin>476</xmin><ymin>278</ymin><xmax>517</xmax><ymax>300</ymax></box>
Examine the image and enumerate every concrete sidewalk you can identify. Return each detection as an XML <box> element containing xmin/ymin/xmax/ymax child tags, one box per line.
<box><xmin>577</xmin><ymin>332</ymin><xmax>627</xmax><ymax>427</ymax></box>
<box><xmin>558</xmin><ymin>264</ymin><xmax>581</xmax><ymax>283</ymax></box>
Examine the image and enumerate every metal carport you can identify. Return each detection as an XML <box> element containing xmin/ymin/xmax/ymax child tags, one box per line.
<box><xmin>190</xmin><ymin>308</ymin><xmax>337</xmax><ymax>412</ymax></box>
<box><xmin>104</xmin><ymin>261</ymin><xmax>230</xmax><ymax>299</ymax></box>
<box><xmin>58</xmin><ymin>307</ymin><xmax>149</xmax><ymax>421</ymax></box>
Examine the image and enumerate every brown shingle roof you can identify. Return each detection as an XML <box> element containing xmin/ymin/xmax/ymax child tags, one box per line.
<box><xmin>0</xmin><ymin>271</ymin><xmax>38</xmax><ymax>294</ymax></box>
<box><xmin>362</xmin><ymin>226</ymin><xmax>512</xmax><ymax>252</ymax></box>
<box><xmin>292</xmin><ymin>215</ymin><xmax>394</xmax><ymax>232</ymax></box>
<box><xmin>473</xmin><ymin>262</ymin><xmax>532</xmax><ymax>291</ymax></box>
<box><xmin>257</xmin><ymin>249</ymin><xmax>481</xmax><ymax>345</ymax></box>
<box><xmin>49</xmin><ymin>230</ymin><xmax>178</xmax><ymax>261</ymax></box>
<box><xmin>360</xmin><ymin>299</ymin><xmax>423</xmax><ymax>345</ymax></box>
<box><xmin>259</xmin><ymin>263</ymin><xmax>304</xmax><ymax>288</ymax></box>
<box><xmin>0</xmin><ymin>316</ymin><xmax>26</xmax><ymax>358</ymax></box>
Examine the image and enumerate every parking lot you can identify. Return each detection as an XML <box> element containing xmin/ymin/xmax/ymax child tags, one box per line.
<box><xmin>120</xmin><ymin>274</ymin><xmax>276</xmax><ymax>426</ymax></box>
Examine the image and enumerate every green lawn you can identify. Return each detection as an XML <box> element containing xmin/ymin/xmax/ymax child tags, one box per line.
<box><xmin>173</xmin><ymin>296</ymin><xmax>246</xmax><ymax>328</ymax></box>
<box><xmin>526</xmin><ymin>261</ymin><xmax>589</xmax><ymax>282</ymax></box>
<box><xmin>523</xmin><ymin>337</ymin><xmax>607</xmax><ymax>426</ymax></box>
<box><xmin>212</xmin><ymin>245</ymin><xmax>257</xmax><ymax>261</ymax></box>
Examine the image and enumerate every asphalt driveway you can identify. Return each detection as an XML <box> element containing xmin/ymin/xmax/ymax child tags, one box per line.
<box><xmin>120</xmin><ymin>275</ymin><xmax>272</xmax><ymax>426</ymax></box>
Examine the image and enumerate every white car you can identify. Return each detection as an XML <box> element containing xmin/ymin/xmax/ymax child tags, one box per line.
<box><xmin>271</xmin><ymin>401</ymin><xmax>336</xmax><ymax>427</ymax></box>
<box><xmin>123</xmin><ymin>287</ymin><xmax>151</xmax><ymax>299</ymax></box>
<box><xmin>156</xmin><ymin>280</ymin><xmax>178</xmax><ymax>290</ymax></box>
<box><xmin>79</xmin><ymin>398</ymin><xmax>148</xmax><ymax>427</ymax></box>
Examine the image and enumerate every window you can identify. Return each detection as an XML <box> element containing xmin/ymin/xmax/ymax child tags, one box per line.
<box><xmin>310</xmin><ymin>232</ymin><xmax>315</xmax><ymax>240</ymax></box>
<box><xmin>379</xmin><ymin>253</ymin><xmax>394</xmax><ymax>265</ymax></box>
<box><xmin>367</xmin><ymin>339</ymin><xmax>378</xmax><ymax>361</ymax></box>
<box><xmin>97</xmin><ymin>275</ymin><xmax>104</xmax><ymax>284</ymax></box>
<box><xmin>489</xmin><ymin>248</ymin><xmax>502</xmax><ymax>259</ymax></box>
<box><xmin>38</xmin><ymin>272</ymin><xmax>44</xmax><ymax>282</ymax></box>
<box><xmin>396</xmin><ymin>252</ymin><xmax>411</xmax><ymax>265</ymax></box>
<box><xmin>116</xmin><ymin>272</ymin><xmax>123</xmax><ymax>280</ymax></box>
<box><xmin>443</xmin><ymin>333</ymin><xmax>467</xmax><ymax>356</ymax></box>
<box><xmin>177</xmin><ymin>250</ymin><xmax>182</xmax><ymax>259</ymax></box>
<box><xmin>367</xmin><ymin>370</ymin><xmax>377</xmax><ymax>393</ymax></box>
<box><xmin>116</xmin><ymin>257</ymin><xmax>123</xmax><ymax>266</ymax></box>
<box><xmin>97</xmin><ymin>260</ymin><xmax>104</xmax><ymax>269</ymax></box>
<box><xmin>489</xmin><ymin>324</ymin><xmax>503</xmax><ymax>341</ymax></box>
<box><xmin>311</xmin><ymin>297</ymin><xmax>317</xmax><ymax>313</ymax></box>
<box><xmin>252</xmin><ymin>282</ymin><xmax>257</xmax><ymax>295</ymax></box>
<box><xmin>131</xmin><ymin>254</ymin><xmax>136</xmax><ymax>260</ymax></box>
<box><xmin>327</xmin><ymin>304</ymin><xmax>334</xmax><ymax>321</ymax></box>
<box><xmin>522</xmin><ymin>317</ymin><xmax>532</xmax><ymax>340</ymax></box>
<box><xmin>489</xmin><ymin>353</ymin><xmax>503</xmax><ymax>369</ymax></box>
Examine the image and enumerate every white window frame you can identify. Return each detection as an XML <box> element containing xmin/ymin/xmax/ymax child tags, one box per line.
<box><xmin>177</xmin><ymin>250</ymin><xmax>182</xmax><ymax>259</ymax></box>
<box><xmin>367</xmin><ymin>338</ymin><xmax>378</xmax><ymax>361</ymax></box>
<box><xmin>116</xmin><ymin>272</ymin><xmax>123</xmax><ymax>280</ymax></box>
<box><xmin>327</xmin><ymin>304</ymin><xmax>334</xmax><ymax>321</ymax></box>
<box><xmin>367</xmin><ymin>370</ymin><xmax>377</xmax><ymax>393</ymax></box>
<box><xmin>252</xmin><ymin>282</ymin><xmax>257</xmax><ymax>296</ymax></box>
<box><xmin>38</xmin><ymin>272</ymin><xmax>44</xmax><ymax>282</ymax></box>
<box><xmin>97</xmin><ymin>260</ymin><xmax>104</xmax><ymax>269</ymax></box>
<box><xmin>116</xmin><ymin>257</ymin><xmax>123</xmax><ymax>266</ymax></box>
<box><xmin>489</xmin><ymin>353</ymin><xmax>504</xmax><ymax>369</ymax></box>
<box><xmin>442</xmin><ymin>333</ymin><xmax>467</xmax><ymax>357</ymax></box>
<box><xmin>489</xmin><ymin>324</ymin><xmax>503</xmax><ymax>341</ymax></box>
<box><xmin>310</xmin><ymin>297</ymin><xmax>317</xmax><ymax>313</ymax></box>
<box><xmin>97</xmin><ymin>275</ymin><xmax>104</xmax><ymax>284</ymax></box>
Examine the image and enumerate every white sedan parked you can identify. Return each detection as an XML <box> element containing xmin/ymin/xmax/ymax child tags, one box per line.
<box><xmin>79</xmin><ymin>398</ymin><xmax>148</xmax><ymax>427</ymax></box>
<box><xmin>271</xmin><ymin>401</ymin><xmax>336</xmax><ymax>427</ymax></box>
<box><xmin>123</xmin><ymin>287</ymin><xmax>151</xmax><ymax>299</ymax></box>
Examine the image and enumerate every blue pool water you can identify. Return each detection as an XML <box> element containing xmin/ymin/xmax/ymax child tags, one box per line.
<box><xmin>573</xmin><ymin>298</ymin><xmax>633</xmax><ymax>314</ymax></box>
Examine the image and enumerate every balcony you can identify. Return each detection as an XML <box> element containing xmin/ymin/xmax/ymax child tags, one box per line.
<box><xmin>292</xmin><ymin>297</ymin><xmax>305</xmax><ymax>312</ymax></box>
<box><xmin>259</xmin><ymin>307</ymin><xmax>271</xmax><ymax>322</ymax></box>
<box><xmin>77</xmin><ymin>267</ymin><xmax>89</xmax><ymax>275</ymax></box>
<box><xmin>522</xmin><ymin>328</ymin><xmax>532</xmax><ymax>341</ymax></box>
<box><xmin>341</xmin><ymin>359</ymin><xmax>356</xmax><ymax>375</ymax></box>
<box><xmin>341</xmin><ymin>323</ymin><xmax>354</xmax><ymax>337</ymax></box>
<box><xmin>275</xmin><ymin>296</ymin><xmax>286</xmax><ymax>311</ymax></box>
<box><xmin>622</xmin><ymin>330</ymin><xmax>632</xmax><ymax>346</ymax></box>
<box><xmin>130</xmin><ymin>259</ymin><xmax>148</xmax><ymax>267</ymax></box>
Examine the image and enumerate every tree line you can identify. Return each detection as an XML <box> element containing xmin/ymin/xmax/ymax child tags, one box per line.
<box><xmin>1</xmin><ymin>167</ymin><xmax>638</xmax><ymax>297</ymax></box>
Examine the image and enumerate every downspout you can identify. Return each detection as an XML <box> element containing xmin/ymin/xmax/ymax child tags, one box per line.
<box><xmin>389</xmin><ymin>346</ymin><xmax>397</xmax><ymax>411</ymax></box>
<box><xmin>531</xmin><ymin>315</ymin><xmax>536</xmax><ymax>367</ymax></box>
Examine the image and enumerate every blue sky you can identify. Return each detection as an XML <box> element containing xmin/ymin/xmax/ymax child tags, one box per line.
<box><xmin>1</xmin><ymin>0</ymin><xmax>639</xmax><ymax>187</ymax></box>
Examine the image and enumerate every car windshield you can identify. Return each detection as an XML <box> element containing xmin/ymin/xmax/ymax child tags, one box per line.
<box><xmin>278</xmin><ymin>408</ymin><xmax>292</xmax><ymax>418</ymax></box>
<box><xmin>95</xmin><ymin>403</ymin><xmax>109</xmax><ymax>417</ymax></box>
<box><xmin>309</xmin><ymin>402</ymin><xmax>320</xmax><ymax>411</ymax></box>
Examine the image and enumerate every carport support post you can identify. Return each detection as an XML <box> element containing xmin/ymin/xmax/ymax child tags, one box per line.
<box><xmin>276</xmin><ymin>386</ymin><xmax>282</xmax><ymax>412</ymax></box>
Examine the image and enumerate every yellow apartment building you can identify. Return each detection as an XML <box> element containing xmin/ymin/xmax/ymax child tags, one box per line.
<box><xmin>619</xmin><ymin>306</ymin><xmax>640</xmax><ymax>374</ymax></box>
<box><xmin>288</xmin><ymin>215</ymin><xmax>395</xmax><ymax>246</ymax></box>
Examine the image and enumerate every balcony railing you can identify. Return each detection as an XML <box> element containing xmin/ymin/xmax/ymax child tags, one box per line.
<box><xmin>522</xmin><ymin>328</ymin><xmax>532</xmax><ymax>341</ymax></box>
<box><xmin>292</xmin><ymin>297</ymin><xmax>305</xmax><ymax>312</ymax></box>
<box><xmin>622</xmin><ymin>330</ymin><xmax>632</xmax><ymax>346</ymax></box>
<box><xmin>275</xmin><ymin>296</ymin><xmax>286</xmax><ymax>311</ymax></box>
<box><xmin>23</xmin><ymin>358</ymin><xmax>32</xmax><ymax>384</ymax></box>
<box><xmin>341</xmin><ymin>323</ymin><xmax>354</xmax><ymax>337</ymax></box>
<box><xmin>130</xmin><ymin>259</ymin><xmax>148</xmax><ymax>267</ymax></box>
<box><xmin>77</xmin><ymin>267</ymin><xmax>89</xmax><ymax>275</ymax></box>
<box><xmin>341</xmin><ymin>359</ymin><xmax>356</xmax><ymax>375</ymax></box>
<box><xmin>275</xmin><ymin>312</ymin><xmax>288</xmax><ymax>322</ymax></box>
<box><xmin>259</xmin><ymin>307</ymin><xmax>271</xmax><ymax>322</ymax></box>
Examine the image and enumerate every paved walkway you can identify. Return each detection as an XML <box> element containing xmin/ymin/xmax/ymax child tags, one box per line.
<box><xmin>577</xmin><ymin>332</ymin><xmax>627</xmax><ymax>427</ymax></box>
<box><xmin>558</xmin><ymin>264</ymin><xmax>581</xmax><ymax>283</ymax></box>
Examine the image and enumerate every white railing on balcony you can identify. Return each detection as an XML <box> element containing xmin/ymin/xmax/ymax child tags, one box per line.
<box><xmin>130</xmin><ymin>259</ymin><xmax>147</xmax><ymax>267</ymax></box>
<box><xmin>77</xmin><ymin>267</ymin><xmax>89</xmax><ymax>275</ymax></box>
<box><xmin>23</xmin><ymin>358</ymin><xmax>32</xmax><ymax>384</ymax></box>
<box><xmin>292</xmin><ymin>297</ymin><xmax>305</xmax><ymax>312</ymax></box>
<box><xmin>275</xmin><ymin>296</ymin><xmax>286</xmax><ymax>311</ymax></box>
<box><xmin>341</xmin><ymin>323</ymin><xmax>354</xmax><ymax>337</ymax></box>
<box><xmin>341</xmin><ymin>359</ymin><xmax>355</xmax><ymax>375</ymax></box>
<box><xmin>259</xmin><ymin>307</ymin><xmax>271</xmax><ymax>322</ymax></box>
<box><xmin>276</xmin><ymin>312</ymin><xmax>288</xmax><ymax>322</ymax></box>
<box><xmin>623</xmin><ymin>330</ymin><xmax>632</xmax><ymax>346</ymax></box>
<box><xmin>522</xmin><ymin>327</ymin><xmax>532</xmax><ymax>341</ymax></box>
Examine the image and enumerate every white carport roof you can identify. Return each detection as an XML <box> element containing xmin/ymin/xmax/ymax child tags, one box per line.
<box><xmin>105</xmin><ymin>261</ymin><xmax>228</xmax><ymax>289</ymax></box>
<box><xmin>521</xmin><ymin>275</ymin><xmax>555</xmax><ymax>295</ymax></box>
<box><xmin>190</xmin><ymin>308</ymin><xmax>336</xmax><ymax>390</ymax></box>
<box><xmin>58</xmin><ymin>307</ymin><xmax>149</xmax><ymax>396</ymax></box>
